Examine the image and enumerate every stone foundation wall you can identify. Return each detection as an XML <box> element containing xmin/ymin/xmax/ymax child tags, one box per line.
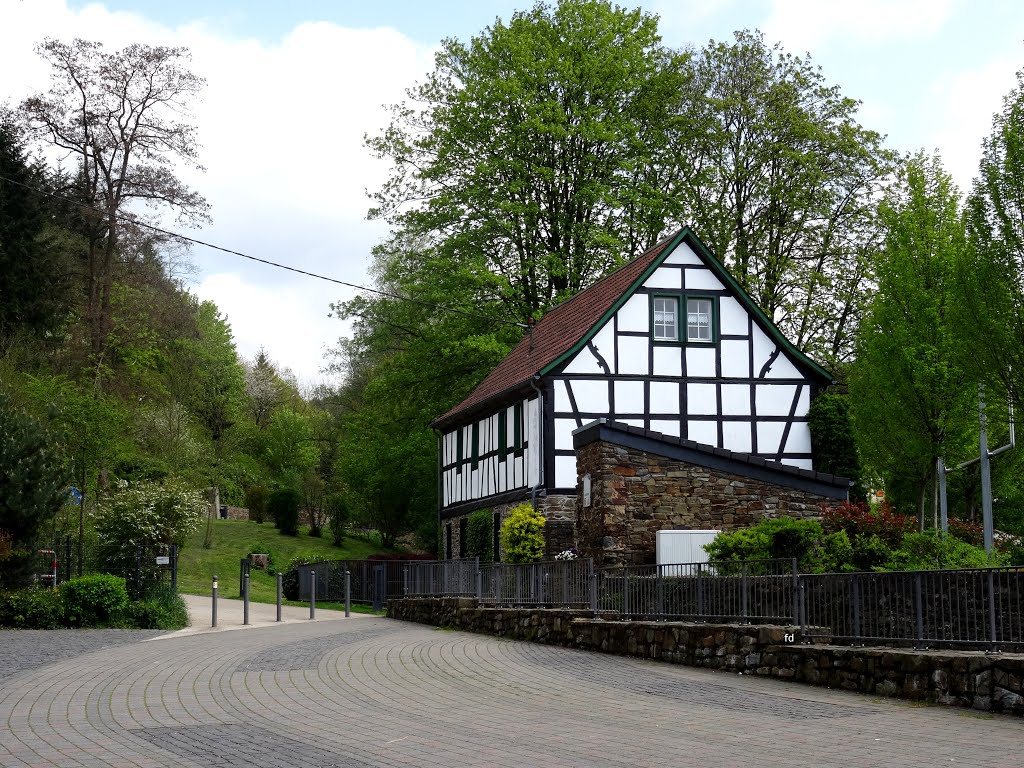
<box><xmin>388</xmin><ymin>598</ymin><xmax>1024</xmax><ymax>716</ymax></box>
<box><xmin>576</xmin><ymin>440</ymin><xmax>835</xmax><ymax>566</ymax></box>
<box><xmin>442</xmin><ymin>495</ymin><xmax>578</xmax><ymax>560</ymax></box>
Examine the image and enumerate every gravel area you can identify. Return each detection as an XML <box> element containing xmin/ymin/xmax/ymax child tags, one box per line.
<box><xmin>0</xmin><ymin>628</ymin><xmax>167</xmax><ymax>681</ymax></box>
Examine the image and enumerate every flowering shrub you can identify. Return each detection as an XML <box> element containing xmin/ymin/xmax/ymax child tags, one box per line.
<box><xmin>94</xmin><ymin>479</ymin><xmax>206</xmax><ymax>568</ymax></box>
<box><xmin>947</xmin><ymin>518</ymin><xmax>984</xmax><ymax>547</ymax></box>
<box><xmin>554</xmin><ymin>548</ymin><xmax>578</xmax><ymax>561</ymax></box>
<box><xmin>820</xmin><ymin>501</ymin><xmax>917</xmax><ymax>547</ymax></box>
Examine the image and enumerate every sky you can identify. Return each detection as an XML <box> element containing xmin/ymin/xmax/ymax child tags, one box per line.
<box><xmin>1</xmin><ymin>0</ymin><xmax>1022</xmax><ymax>386</ymax></box>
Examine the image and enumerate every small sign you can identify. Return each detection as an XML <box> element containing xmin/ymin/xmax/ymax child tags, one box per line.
<box><xmin>155</xmin><ymin>556</ymin><xmax>170</xmax><ymax>566</ymax></box>
<box><xmin>582</xmin><ymin>473</ymin><xmax>592</xmax><ymax>507</ymax></box>
<box><xmin>68</xmin><ymin>487</ymin><xmax>82</xmax><ymax>505</ymax></box>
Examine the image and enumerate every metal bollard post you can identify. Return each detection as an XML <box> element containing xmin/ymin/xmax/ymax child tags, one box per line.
<box><xmin>276</xmin><ymin>572</ymin><xmax>283</xmax><ymax>622</ymax></box>
<box><xmin>212</xmin><ymin>575</ymin><xmax>218</xmax><ymax>627</ymax></box>
<box><xmin>243</xmin><ymin>572</ymin><xmax>250</xmax><ymax>625</ymax></box>
<box><xmin>345</xmin><ymin>570</ymin><xmax>351</xmax><ymax>617</ymax></box>
<box><xmin>310</xmin><ymin>569</ymin><xmax>316</xmax><ymax>619</ymax></box>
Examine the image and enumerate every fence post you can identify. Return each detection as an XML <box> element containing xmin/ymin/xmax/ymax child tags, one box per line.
<box><xmin>851</xmin><ymin>574</ymin><xmax>861</xmax><ymax>645</ymax></box>
<box><xmin>243</xmin><ymin>572</ymin><xmax>250</xmax><ymax>626</ymax></box>
<box><xmin>696</xmin><ymin>563</ymin><xmax>704</xmax><ymax>621</ymax></box>
<box><xmin>799</xmin><ymin>578</ymin><xmax>807</xmax><ymax>642</ymax></box>
<box><xmin>310</xmin><ymin>569</ymin><xmax>316</xmax><ymax>619</ymax></box>
<box><xmin>987</xmin><ymin>570</ymin><xmax>999</xmax><ymax>654</ymax></box>
<box><xmin>741</xmin><ymin>562</ymin><xmax>749</xmax><ymax>624</ymax></box>
<box><xmin>475</xmin><ymin>568</ymin><xmax>483</xmax><ymax>601</ymax></box>
<box><xmin>790</xmin><ymin>558</ymin><xmax>799</xmax><ymax>626</ymax></box>
<box><xmin>623</xmin><ymin>567</ymin><xmax>631</xmax><ymax>619</ymax></box>
<box><xmin>345</xmin><ymin>569</ymin><xmax>351</xmax><ymax>617</ymax></box>
<box><xmin>913</xmin><ymin>573</ymin><xmax>924</xmax><ymax>650</ymax></box>
<box><xmin>170</xmin><ymin>544</ymin><xmax>178</xmax><ymax>592</ymax></box>
<box><xmin>403</xmin><ymin>565</ymin><xmax>410</xmax><ymax>597</ymax></box>
<box><xmin>212</xmin><ymin>575</ymin><xmax>218</xmax><ymax>627</ymax></box>
<box><xmin>589</xmin><ymin>567</ymin><xmax>598</xmax><ymax>614</ymax></box>
<box><xmin>276</xmin><ymin>572</ymin><xmax>283</xmax><ymax>622</ymax></box>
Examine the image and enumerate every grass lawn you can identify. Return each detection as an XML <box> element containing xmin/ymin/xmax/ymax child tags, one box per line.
<box><xmin>177</xmin><ymin>518</ymin><xmax>388</xmax><ymax>602</ymax></box>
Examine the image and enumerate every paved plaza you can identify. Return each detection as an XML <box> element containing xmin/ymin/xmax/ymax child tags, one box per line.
<box><xmin>0</xmin><ymin>601</ymin><xmax>1021</xmax><ymax>767</ymax></box>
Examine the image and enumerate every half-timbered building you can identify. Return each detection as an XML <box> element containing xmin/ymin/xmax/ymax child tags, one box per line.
<box><xmin>432</xmin><ymin>227</ymin><xmax>843</xmax><ymax>560</ymax></box>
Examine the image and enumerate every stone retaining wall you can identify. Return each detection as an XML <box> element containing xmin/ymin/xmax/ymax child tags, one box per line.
<box><xmin>388</xmin><ymin>597</ymin><xmax>1024</xmax><ymax>716</ymax></box>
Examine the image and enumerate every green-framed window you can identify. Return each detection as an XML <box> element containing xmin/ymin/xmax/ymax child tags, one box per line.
<box><xmin>456</xmin><ymin>428</ymin><xmax>463</xmax><ymax>473</ymax></box>
<box><xmin>498</xmin><ymin>410</ymin><xmax>507</xmax><ymax>458</ymax></box>
<box><xmin>513</xmin><ymin>402</ymin><xmax>523</xmax><ymax>454</ymax></box>
<box><xmin>651</xmin><ymin>295</ymin><xmax>680</xmax><ymax>341</ymax></box>
<box><xmin>471</xmin><ymin>422</ymin><xmax>479</xmax><ymax>469</ymax></box>
<box><xmin>685</xmin><ymin>296</ymin><xmax>715</xmax><ymax>343</ymax></box>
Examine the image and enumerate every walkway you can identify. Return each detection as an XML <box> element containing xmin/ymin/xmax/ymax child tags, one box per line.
<box><xmin>0</xmin><ymin>606</ymin><xmax>1020</xmax><ymax>767</ymax></box>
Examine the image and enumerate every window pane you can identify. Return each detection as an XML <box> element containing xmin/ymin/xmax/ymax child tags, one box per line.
<box><xmin>653</xmin><ymin>297</ymin><xmax>677</xmax><ymax>340</ymax></box>
<box><xmin>687</xmin><ymin>299</ymin><xmax>712</xmax><ymax>341</ymax></box>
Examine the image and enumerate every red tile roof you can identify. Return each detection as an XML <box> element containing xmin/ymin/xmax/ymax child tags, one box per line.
<box><xmin>432</xmin><ymin>231</ymin><xmax>680</xmax><ymax>428</ymax></box>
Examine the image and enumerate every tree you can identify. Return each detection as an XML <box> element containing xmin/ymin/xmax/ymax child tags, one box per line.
<box><xmin>850</xmin><ymin>153</ymin><xmax>972</xmax><ymax>525</ymax></box>
<box><xmin>0</xmin><ymin>392</ymin><xmax>72</xmax><ymax>544</ymax></box>
<box><xmin>0</xmin><ymin>113</ymin><xmax>74</xmax><ymax>348</ymax></box>
<box><xmin>807</xmin><ymin>392</ymin><xmax>862</xmax><ymax>495</ymax></box>
<box><xmin>366</xmin><ymin>0</ymin><xmax>690</xmax><ymax>322</ymax></box>
<box><xmin>20</xmin><ymin>38</ymin><xmax>209</xmax><ymax>386</ymax></box>
<box><xmin>674</xmin><ymin>30</ymin><xmax>896</xmax><ymax>365</ymax></box>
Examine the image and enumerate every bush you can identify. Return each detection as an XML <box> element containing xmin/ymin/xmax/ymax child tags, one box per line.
<box><xmin>0</xmin><ymin>587</ymin><xmax>64</xmax><ymax>628</ymax></box>
<box><xmin>124</xmin><ymin>584</ymin><xmax>189</xmax><ymax>629</ymax></box>
<box><xmin>886</xmin><ymin>532</ymin><xmax>999</xmax><ymax>571</ymax></box>
<box><xmin>849</xmin><ymin>533</ymin><xmax>893</xmax><ymax>571</ymax></box>
<box><xmin>705</xmin><ymin>517</ymin><xmax>823</xmax><ymax>570</ymax></box>
<box><xmin>947</xmin><ymin>518</ymin><xmax>984</xmax><ymax>547</ymax></box>
<box><xmin>821</xmin><ymin>500</ymin><xmax>917</xmax><ymax>548</ymax></box>
<box><xmin>269</xmin><ymin>489</ymin><xmax>301</xmax><ymax>536</ymax></box>
<box><xmin>818</xmin><ymin>530</ymin><xmax>855</xmax><ymax>573</ymax></box>
<box><xmin>244</xmin><ymin>485</ymin><xmax>270</xmax><ymax>524</ymax></box>
<box><xmin>465</xmin><ymin>509</ymin><xmax>493</xmax><ymax>560</ymax></box>
<box><xmin>0</xmin><ymin>548</ymin><xmax>39</xmax><ymax>590</ymax></box>
<box><xmin>61</xmin><ymin>574</ymin><xmax>130</xmax><ymax>627</ymax></box>
<box><xmin>499</xmin><ymin>503</ymin><xmax>545</xmax><ymax>563</ymax></box>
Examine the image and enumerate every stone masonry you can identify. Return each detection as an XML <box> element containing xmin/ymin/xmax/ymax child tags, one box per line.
<box><xmin>574</xmin><ymin>423</ymin><xmax>848</xmax><ymax>566</ymax></box>
<box><xmin>443</xmin><ymin>494</ymin><xmax>577</xmax><ymax>560</ymax></box>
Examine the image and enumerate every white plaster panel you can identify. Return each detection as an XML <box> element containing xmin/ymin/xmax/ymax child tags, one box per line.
<box><xmin>785</xmin><ymin>458</ymin><xmax>814</xmax><ymax>471</ymax></box>
<box><xmin>720</xmin><ymin>339</ymin><xmax>750</xmax><ymax>379</ymax></box>
<box><xmin>555</xmin><ymin>417</ymin><xmax>576</xmax><ymax>451</ymax></box>
<box><xmin>756</xmin><ymin>384</ymin><xmax>797</xmax><ymax>417</ymax></box>
<box><xmin>562</xmin><ymin>320</ymin><xmax>615</xmax><ymax>374</ymax></box>
<box><xmin>620</xmin><ymin>418</ymin><xmax>644</xmax><ymax>427</ymax></box>
<box><xmin>718</xmin><ymin>296</ymin><xmax>748</xmax><ymax>337</ymax></box>
<box><xmin>650</xmin><ymin>419</ymin><xmax>681</xmax><ymax>437</ymax></box>
<box><xmin>785</xmin><ymin>423</ymin><xmax>813</xmax><ymax>454</ymax></box>
<box><xmin>757</xmin><ymin>422</ymin><xmax>786</xmax><ymax>455</ymax></box>
<box><xmin>527</xmin><ymin>398</ymin><xmax>541</xmax><ymax>486</ymax></box>
<box><xmin>614</xmin><ymin>380</ymin><xmax>645</xmax><ymax>413</ymax></box>
<box><xmin>556</xmin><ymin>455</ymin><xmax>578</xmax><ymax>489</ymax></box>
<box><xmin>664</xmin><ymin>242</ymin><xmax>703</xmax><ymax>265</ymax></box>
<box><xmin>722</xmin><ymin>421</ymin><xmax>753</xmax><ymax>454</ymax></box>
<box><xmin>721</xmin><ymin>384</ymin><xmax>751</xmax><ymax>416</ymax></box>
<box><xmin>554</xmin><ymin>380</ymin><xmax>571</xmax><ymax>412</ymax></box>
<box><xmin>643</xmin><ymin>265</ymin><xmax>683</xmax><ymax>290</ymax></box>
<box><xmin>686</xmin><ymin>383</ymin><xmax>717</xmax><ymax>416</ymax></box>
<box><xmin>685</xmin><ymin>346</ymin><xmax>716</xmax><ymax>377</ymax></box>
<box><xmin>751</xmin><ymin>326</ymin><xmax>776</xmax><ymax>376</ymax></box>
<box><xmin>569</xmin><ymin>378</ymin><xmax>610</xmax><ymax>414</ymax></box>
<box><xmin>794</xmin><ymin>386</ymin><xmax>810</xmax><ymax>418</ymax></box>
<box><xmin>765</xmin><ymin>351</ymin><xmax>802</xmax><ymax>379</ymax></box>
<box><xmin>617</xmin><ymin>335</ymin><xmax>649</xmax><ymax>375</ymax></box>
<box><xmin>684</xmin><ymin>268</ymin><xmax>725</xmax><ymax>291</ymax></box>
<box><xmin>514</xmin><ymin>455</ymin><xmax>523</xmax><ymax>488</ymax></box>
<box><xmin>616</xmin><ymin>294</ymin><xmax>649</xmax><ymax>332</ymax></box>
<box><xmin>650</xmin><ymin>381</ymin><xmax>680</xmax><ymax>414</ymax></box>
<box><xmin>652</xmin><ymin>345</ymin><xmax>682</xmax><ymax>377</ymax></box>
<box><xmin>687</xmin><ymin>420</ymin><xmax>718</xmax><ymax>447</ymax></box>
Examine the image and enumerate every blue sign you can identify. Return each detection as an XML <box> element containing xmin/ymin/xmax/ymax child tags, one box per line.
<box><xmin>69</xmin><ymin>487</ymin><xmax>82</xmax><ymax>505</ymax></box>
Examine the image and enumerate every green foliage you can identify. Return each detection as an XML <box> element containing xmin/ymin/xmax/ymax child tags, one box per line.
<box><xmin>465</xmin><ymin>509</ymin><xmax>493</xmax><ymax>560</ymax></box>
<box><xmin>326</xmin><ymin>493</ymin><xmax>349</xmax><ymax>547</ymax></box>
<box><xmin>244</xmin><ymin>485</ymin><xmax>270</xmax><ymax>524</ymax></box>
<box><xmin>886</xmin><ymin>532</ymin><xmax>999</xmax><ymax>571</ymax></box>
<box><xmin>61</xmin><ymin>574</ymin><xmax>129</xmax><ymax>627</ymax></box>
<box><xmin>704</xmin><ymin>517</ymin><xmax>823</xmax><ymax>570</ymax></box>
<box><xmin>499</xmin><ymin>503</ymin><xmax>545</xmax><ymax>564</ymax></box>
<box><xmin>124</xmin><ymin>583</ymin><xmax>189</xmax><ymax>629</ymax></box>
<box><xmin>0</xmin><ymin>391</ymin><xmax>72</xmax><ymax>545</ymax></box>
<box><xmin>268</xmin><ymin>488</ymin><xmax>301</xmax><ymax>536</ymax></box>
<box><xmin>818</xmin><ymin>531</ymin><xmax>855</xmax><ymax>573</ymax></box>
<box><xmin>0</xmin><ymin>548</ymin><xmax>39</xmax><ymax>590</ymax></box>
<box><xmin>94</xmin><ymin>479</ymin><xmax>205</xmax><ymax>569</ymax></box>
<box><xmin>0</xmin><ymin>587</ymin><xmax>64</xmax><ymax>628</ymax></box>
<box><xmin>807</xmin><ymin>393</ymin><xmax>862</xmax><ymax>495</ymax></box>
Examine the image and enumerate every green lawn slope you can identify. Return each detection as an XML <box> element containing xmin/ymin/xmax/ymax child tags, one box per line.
<box><xmin>177</xmin><ymin>519</ymin><xmax>387</xmax><ymax>602</ymax></box>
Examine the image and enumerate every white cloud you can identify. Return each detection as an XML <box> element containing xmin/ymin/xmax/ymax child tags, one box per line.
<box><xmin>763</xmin><ymin>0</ymin><xmax>957</xmax><ymax>53</ymax></box>
<box><xmin>0</xmin><ymin>0</ymin><xmax>434</xmax><ymax>383</ymax></box>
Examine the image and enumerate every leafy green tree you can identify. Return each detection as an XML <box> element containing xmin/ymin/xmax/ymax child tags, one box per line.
<box><xmin>675</xmin><ymin>30</ymin><xmax>896</xmax><ymax>364</ymax></box>
<box><xmin>0</xmin><ymin>392</ymin><xmax>71</xmax><ymax>544</ymax></box>
<box><xmin>326</xmin><ymin>492</ymin><xmax>350</xmax><ymax>546</ymax></box>
<box><xmin>850</xmin><ymin>153</ymin><xmax>973</xmax><ymax>525</ymax></box>
<box><xmin>268</xmin><ymin>488</ymin><xmax>301</xmax><ymax>536</ymax></box>
<box><xmin>465</xmin><ymin>509</ymin><xmax>494</xmax><ymax>560</ymax></box>
<box><xmin>263</xmin><ymin>407</ymin><xmax>319</xmax><ymax>491</ymax></box>
<box><xmin>808</xmin><ymin>392</ymin><xmax>862</xmax><ymax>495</ymax></box>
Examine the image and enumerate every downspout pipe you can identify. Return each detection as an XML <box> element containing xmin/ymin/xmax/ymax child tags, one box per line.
<box><xmin>529</xmin><ymin>376</ymin><xmax>545</xmax><ymax>510</ymax></box>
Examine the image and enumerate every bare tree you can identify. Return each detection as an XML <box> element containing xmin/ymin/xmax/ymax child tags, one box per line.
<box><xmin>20</xmin><ymin>38</ymin><xmax>210</xmax><ymax>387</ymax></box>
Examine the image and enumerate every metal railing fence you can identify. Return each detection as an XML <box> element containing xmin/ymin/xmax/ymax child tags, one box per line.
<box><xmin>481</xmin><ymin>559</ymin><xmax>593</xmax><ymax>607</ymax></box>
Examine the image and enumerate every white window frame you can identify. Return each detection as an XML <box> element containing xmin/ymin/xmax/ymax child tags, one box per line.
<box><xmin>652</xmin><ymin>295</ymin><xmax>679</xmax><ymax>342</ymax></box>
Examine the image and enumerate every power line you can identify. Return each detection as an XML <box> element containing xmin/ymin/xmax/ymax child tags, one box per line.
<box><xmin>0</xmin><ymin>173</ymin><xmax>528</xmax><ymax>330</ymax></box>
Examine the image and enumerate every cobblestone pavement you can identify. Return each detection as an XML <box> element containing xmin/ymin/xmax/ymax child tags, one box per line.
<box><xmin>1</xmin><ymin>617</ymin><xmax>1021</xmax><ymax>767</ymax></box>
<box><xmin>0</xmin><ymin>629</ymin><xmax>167</xmax><ymax>681</ymax></box>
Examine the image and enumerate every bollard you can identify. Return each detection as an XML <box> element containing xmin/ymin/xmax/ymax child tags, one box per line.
<box><xmin>310</xmin><ymin>569</ymin><xmax>316</xmax><ymax>619</ymax></box>
<box><xmin>243</xmin><ymin>572</ymin><xmax>250</xmax><ymax>625</ymax></box>
<box><xmin>345</xmin><ymin>570</ymin><xmax>351</xmax><ymax>617</ymax></box>
<box><xmin>276</xmin><ymin>572</ymin><xmax>283</xmax><ymax>622</ymax></box>
<box><xmin>212</xmin><ymin>575</ymin><xmax>218</xmax><ymax>627</ymax></box>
